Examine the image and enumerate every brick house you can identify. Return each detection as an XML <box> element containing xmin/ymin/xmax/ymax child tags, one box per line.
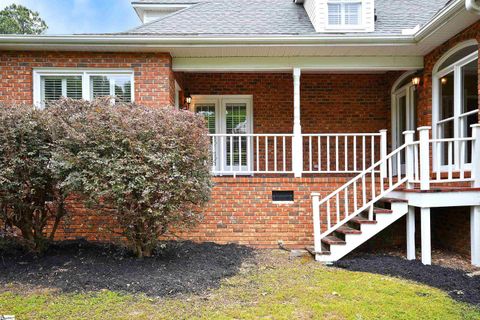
<box><xmin>1</xmin><ymin>0</ymin><xmax>480</xmax><ymax>265</ymax></box>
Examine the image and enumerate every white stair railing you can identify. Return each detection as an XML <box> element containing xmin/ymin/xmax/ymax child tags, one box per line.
<box><xmin>311</xmin><ymin>143</ymin><xmax>409</xmax><ymax>253</ymax></box>
<box><xmin>311</xmin><ymin>125</ymin><xmax>480</xmax><ymax>254</ymax></box>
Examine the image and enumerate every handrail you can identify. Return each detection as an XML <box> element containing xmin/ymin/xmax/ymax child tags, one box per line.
<box><xmin>318</xmin><ymin>144</ymin><xmax>408</xmax><ymax>206</ymax></box>
<box><xmin>312</xmin><ymin>143</ymin><xmax>409</xmax><ymax>251</ymax></box>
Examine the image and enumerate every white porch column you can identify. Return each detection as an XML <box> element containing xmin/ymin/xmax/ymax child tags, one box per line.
<box><xmin>471</xmin><ymin>206</ymin><xmax>480</xmax><ymax>266</ymax></box>
<box><xmin>421</xmin><ymin>207</ymin><xmax>431</xmax><ymax>265</ymax></box>
<box><xmin>292</xmin><ymin>68</ymin><xmax>303</xmax><ymax>178</ymax></box>
<box><xmin>406</xmin><ymin>206</ymin><xmax>416</xmax><ymax>260</ymax></box>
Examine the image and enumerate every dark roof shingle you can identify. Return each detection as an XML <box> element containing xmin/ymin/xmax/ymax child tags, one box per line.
<box><xmin>126</xmin><ymin>0</ymin><xmax>450</xmax><ymax>36</ymax></box>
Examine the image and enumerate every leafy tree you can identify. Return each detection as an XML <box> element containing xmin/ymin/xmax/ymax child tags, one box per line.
<box><xmin>0</xmin><ymin>4</ymin><xmax>47</xmax><ymax>34</ymax></box>
<box><xmin>48</xmin><ymin>98</ymin><xmax>212</xmax><ymax>258</ymax></box>
<box><xmin>0</xmin><ymin>104</ymin><xmax>67</xmax><ymax>251</ymax></box>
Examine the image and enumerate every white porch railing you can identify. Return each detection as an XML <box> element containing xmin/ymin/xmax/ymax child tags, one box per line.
<box><xmin>302</xmin><ymin>131</ymin><xmax>387</xmax><ymax>173</ymax></box>
<box><xmin>209</xmin><ymin>134</ymin><xmax>294</xmax><ymax>176</ymax></box>
<box><xmin>208</xmin><ymin>130</ymin><xmax>387</xmax><ymax>176</ymax></box>
<box><xmin>311</xmin><ymin>124</ymin><xmax>480</xmax><ymax>254</ymax></box>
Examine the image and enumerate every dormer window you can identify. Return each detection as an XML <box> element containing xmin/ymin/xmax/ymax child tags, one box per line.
<box><xmin>328</xmin><ymin>0</ymin><xmax>362</xmax><ymax>27</ymax></box>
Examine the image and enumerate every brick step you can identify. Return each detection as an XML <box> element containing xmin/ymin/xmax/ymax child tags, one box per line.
<box><xmin>336</xmin><ymin>226</ymin><xmax>362</xmax><ymax>235</ymax></box>
<box><xmin>379</xmin><ymin>197</ymin><xmax>408</xmax><ymax>203</ymax></box>
<box><xmin>351</xmin><ymin>217</ymin><xmax>377</xmax><ymax>225</ymax></box>
<box><xmin>321</xmin><ymin>236</ymin><xmax>346</xmax><ymax>245</ymax></box>
<box><xmin>372</xmin><ymin>207</ymin><xmax>393</xmax><ymax>214</ymax></box>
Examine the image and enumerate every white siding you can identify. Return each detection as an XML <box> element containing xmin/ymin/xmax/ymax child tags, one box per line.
<box><xmin>303</xmin><ymin>0</ymin><xmax>375</xmax><ymax>33</ymax></box>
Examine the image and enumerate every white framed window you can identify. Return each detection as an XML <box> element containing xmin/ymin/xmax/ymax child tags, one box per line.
<box><xmin>33</xmin><ymin>69</ymin><xmax>134</xmax><ymax>108</ymax></box>
<box><xmin>432</xmin><ymin>41</ymin><xmax>479</xmax><ymax>171</ymax></box>
<box><xmin>327</xmin><ymin>0</ymin><xmax>362</xmax><ymax>28</ymax></box>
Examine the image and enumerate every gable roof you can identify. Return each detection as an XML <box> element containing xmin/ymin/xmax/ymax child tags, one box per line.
<box><xmin>125</xmin><ymin>0</ymin><xmax>449</xmax><ymax>36</ymax></box>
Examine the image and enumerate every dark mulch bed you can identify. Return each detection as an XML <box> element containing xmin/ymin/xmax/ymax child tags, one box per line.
<box><xmin>335</xmin><ymin>254</ymin><xmax>480</xmax><ymax>306</ymax></box>
<box><xmin>0</xmin><ymin>240</ymin><xmax>255</xmax><ymax>297</ymax></box>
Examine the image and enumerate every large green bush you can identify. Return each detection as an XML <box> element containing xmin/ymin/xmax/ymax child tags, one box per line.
<box><xmin>0</xmin><ymin>104</ymin><xmax>67</xmax><ymax>251</ymax></box>
<box><xmin>48</xmin><ymin>98</ymin><xmax>212</xmax><ymax>257</ymax></box>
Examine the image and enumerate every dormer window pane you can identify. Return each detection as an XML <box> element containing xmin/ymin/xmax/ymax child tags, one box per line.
<box><xmin>328</xmin><ymin>1</ymin><xmax>362</xmax><ymax>27</ymax></box>
<box><xmin>328</xmin><ymin>4</ymin><xmax>341</xmax><ymax>25</ymax></box>
<box><xmin>345</xmin><ymin>3</ymin><xmax>361</xmax><ymax>25</ymax></box>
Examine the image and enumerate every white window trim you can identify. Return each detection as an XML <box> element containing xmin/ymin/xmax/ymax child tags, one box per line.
<box><xmin>33</xmin><ymin>68</ymin><xmax>135</xmax><ymax>108</ymax></box>
<box><xmin>432</xmin><ymin>42</ymin><xmax>479</xmax><ymax>172</ymax></box>
<box><xmin>325</xmin><ymin>0</ymin><xmax>365</xmax><ymax>31</ymax></box>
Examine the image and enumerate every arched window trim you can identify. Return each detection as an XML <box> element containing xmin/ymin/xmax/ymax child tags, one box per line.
<box><xmin>432</xmin><ymin>40</ymin><xmax>479</xmax><ymax>171</ymax></box>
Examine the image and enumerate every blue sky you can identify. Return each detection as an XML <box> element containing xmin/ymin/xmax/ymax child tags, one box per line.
<box><xmin>0</xmin><ymin>0</ymin><xmax>141</xmax><ymax>34</ymax></box>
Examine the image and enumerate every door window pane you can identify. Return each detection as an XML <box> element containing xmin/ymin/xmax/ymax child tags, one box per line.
<box><xmin>460</xmin><ymin>60</ymin><xmax>478</xmax><ymax>163</ymax></box>
<box><xmin>440</xmin><ymin>72</ymin><xmax>454</xmax><ymax>121</ymax></box>
<box><xmin>461</xmin><ymin>60</ymin><xmax>478</xmax><ymax>114</ymax></box>
<box><xmin>195</xmin><ymin>104</ymin><xmax>216</xmax><ymax>134</ymax></box>
<box><xmin>226</xmin><ymin>103</ymin><xmax>248</xmax><ymax>166</ymax></box>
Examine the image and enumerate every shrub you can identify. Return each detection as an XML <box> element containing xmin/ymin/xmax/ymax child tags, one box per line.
<box><xmin>0</xmin><ymin>104</ymin><xmax>67</xmax><ymax>251</ymax></box>
<box><xmin>48</xmin><ymin>98</ymin><xmax>212</xmax><ymax>258</ymax></box>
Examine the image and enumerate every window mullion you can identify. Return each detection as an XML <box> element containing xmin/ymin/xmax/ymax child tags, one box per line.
<box><xmin>83</xmin><ymin>73</ymin><xmax>90</xmax><ymax>100</ymax></box>
<box><xmin>61</xmin><ymin>78</ymin><xmax>67</xmax><ymax>97</ymax></box>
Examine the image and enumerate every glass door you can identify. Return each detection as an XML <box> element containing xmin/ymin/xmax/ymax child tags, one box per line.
<box><xmin>194</xmin><ymin>96</ymin><xmax>252</xmax><ymax>174</ymax></box>
<box><xmin>393</xmin><ymin>85</ymin><xmax>417</xmax><ymax>172</ymax></box>
<box><xmin>223</xmin><ymin>100</ymin><xmax>250</xmax><ymax>172</ymax></box>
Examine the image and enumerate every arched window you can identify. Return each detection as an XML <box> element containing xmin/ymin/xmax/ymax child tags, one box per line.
<box><xmin>433</xmin><ymin>40</ymin><xmax>479</xmax><ymax>168</ymax></box>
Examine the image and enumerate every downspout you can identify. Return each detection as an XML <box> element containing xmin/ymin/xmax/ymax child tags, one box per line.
<box><xmin>466</xmin><ymin>0</ymin><xmax>480</xmax><ymax>13</ymax></box>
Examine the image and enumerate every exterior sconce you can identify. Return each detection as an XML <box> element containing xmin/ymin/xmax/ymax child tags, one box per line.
<box><xmin>411</xmin><ymin>76</ymin><xmax>421</xmax><ymax>87</ymax></box>
<box><xmin>184</xmin><ymin>92</ymin><xmax>192</xmax><ymax>109</ymax></box>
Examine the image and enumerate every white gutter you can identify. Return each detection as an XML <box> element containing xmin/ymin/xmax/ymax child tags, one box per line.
<box><xmin>414</xmin><ymin>0</ymin><xmax>466</xmax><ymax>41</ymax></box>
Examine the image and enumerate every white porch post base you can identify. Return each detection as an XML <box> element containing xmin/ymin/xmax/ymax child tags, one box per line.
<box><xmin>471</xmin><ymin>206</ymin><xmax>480</xmax><ymax>266</ymax></box>
<box><xmin>421</xmin><ymin>207</ymin><xmax>431</xmax><ymax>265</ymax></box>
<box><xmin>406</xmin><ymin>206</ymin><xmax>416</xmax><ymax>260</ymax></box>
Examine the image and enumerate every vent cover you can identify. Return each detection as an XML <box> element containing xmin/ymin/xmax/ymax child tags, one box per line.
<box><xmin>272</xmin><ymin>191</ymin><xmax>294</xmax><ymax>202</ymax></box>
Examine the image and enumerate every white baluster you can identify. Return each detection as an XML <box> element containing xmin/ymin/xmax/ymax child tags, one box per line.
<box><xmin>404</xmin><ymin>130</ymin><xmax>415</xmax><ymax>189</ymax></box>
<box><xmin>309</xmin><ymin>136</ymin><xmax>313</xmax><ymax>172</ymax></box>
<box><xmin>274</xmin><ymin>136</ymin><xmax>278</xmax><ymax>172</ymax></box>
<box><xmin>380</xmin><ymin>129</ymin><xmax>387</xmax><ymax>178</ymax></box>
<box><xmin>317</xmin><ymin>136</ymin><xmax>321</xmax><ymax>172</ymax></box>
<box><xmin>335</xmin><ymin>136</ymin><xmax>339</xmax><ymax>172</ymax></box>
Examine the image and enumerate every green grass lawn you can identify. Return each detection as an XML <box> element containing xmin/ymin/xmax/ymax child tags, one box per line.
<box><xmin>1</xmin><ymin>253</ymin><xmax>479</xmax><ymax>320</ymax></box>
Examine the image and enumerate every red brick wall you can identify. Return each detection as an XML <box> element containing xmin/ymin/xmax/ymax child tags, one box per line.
<box><xmin>432</xmin><ymin>207</ymin><xmax>471</xmax><ymax>257</ymax></box>
<box><xmin>0</xmin><ymin>51</ymin><xmax>175</xmax><ymax>107</ymax></box>
<box><xmin>52</xmin><ymin>176</ymin><xmax>354</xmax><ymax>248</ymax></box>
<box><xmin>180</xmin><ymin>72</ymin><xmax>398</xmax><ymax>135</ymax></box>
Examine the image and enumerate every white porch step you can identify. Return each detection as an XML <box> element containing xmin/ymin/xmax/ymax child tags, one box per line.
<box><xmin>314</xmin><ymin>198</ymin><xmax>409</xmax><ymax>263</ymax></box>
